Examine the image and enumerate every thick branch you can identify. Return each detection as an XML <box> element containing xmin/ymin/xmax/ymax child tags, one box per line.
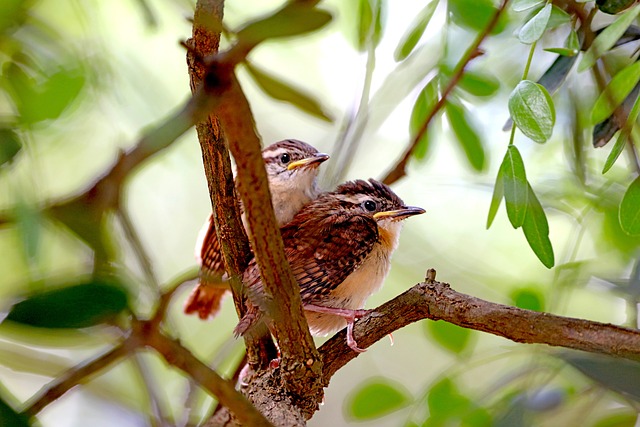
<box><xmin>320</xmin><ymin>270</ymin><xmax>640</xmax><ymax>386</ymax></box>
<box><xmin>382</xmin><ymin>0</ymin><xmax>510</xmax><ymax>185</ymax></box>
<box><xmin>213</xmin><ymin>70</ymin><xmax>323</xmax><ymax>408</ymax></box>
<box><xmin>188</xmin><ymin>0</ymin><xmax>323</xmax><ymax>416</ymax></box>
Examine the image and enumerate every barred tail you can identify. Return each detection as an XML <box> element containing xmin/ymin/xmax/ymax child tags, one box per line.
<box><xmin>184</xmin><ymin>281</ymin><xmax>229</xmax><ymax>320</ymax></box>
<box><xmin>233</xmin><ymin>305</ymin><xmax>262</xmax><ymax>337</ymax></box>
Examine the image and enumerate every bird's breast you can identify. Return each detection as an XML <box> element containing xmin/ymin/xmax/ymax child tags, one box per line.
<box><xmin>305</xmin><ymin>244</ymin><xmax>392</xmax><ymax>336</ymax></box>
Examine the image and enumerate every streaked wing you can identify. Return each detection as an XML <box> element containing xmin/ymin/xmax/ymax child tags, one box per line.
<box><xmin>284</xmin><ymin>214</ymin><xmax>378</xmax><ymax>303</ymax></box>
<box><xmin>199</xmin><ymin>215</ymin><xmax>226</xmax><ymax>276</ymax></box>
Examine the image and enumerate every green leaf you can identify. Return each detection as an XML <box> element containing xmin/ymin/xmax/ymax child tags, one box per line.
<box><xmin>5</xmin><ymin>62</ymin><xmax>86</xmax><ymax>124</ymax></box>
<box><xmin>347</xmin><ymin>378</ymin><xmax>411</xmax><ymax>420</ymax></box>
<box><xmin>544</xmin><ymin>47</ymin><xmax>579</xmax><ymax>56</ymax></box>
<box><xmin>602</xmin><ymin>134</ymin><xmax>627</xmax><ymax>174</ymax></box>
<box><xmin>512</xmin><ymin>0</ymin><xmax>544</xmax><ymax>12</ymax></box>
<box><xmin>486</xmin><ymin>167</ymin><xmax>504</xmax><ymax>229</ymax></box>
<box><xmin>458</xmin><ymin>71</ymin><xmax>500</xmax><ymax>97</ymax></box>
<box><xmin>47</xmin><ymin>194</ymin><xmax>112</xmax><ymax>260</ymax></box>
<box><xmin>428</xmin><ymin>378</ymin><xmax>472</xmax><ymax>418</ymax></box>
<box><xmin>500</xmin><ymin>146</ymin><xmax>528</xmax><ymax>229</ymax></box>
<box><xmin>445</xmin><ymin>99</ymin><xmax>486</xmax><ymax>171</ymax></box>
<box><xmin>0</xmin><ymin>0</ymin><xmax>26</xmax><ymax>33</ymax></box>
<box><xmin>567</xmin><ymin>29</ymin><xmax>580</xmax><ymax>51</ymax></box>
<box><xmin>509</xmin><ymin>80</ymin><xmax>556</xmax><ymax>143</ymax></box>
<box><xmin>0</xmin><ymin>397</ymin><xmax>29</xmax><ymax>427</ymax></box>
<box><xmin>579</xmin><ymin>4</ymin><xmax>640</xmax><ymax>72</ymax></box>
<box><xmin>619</xmin><ymin>176</ymin><xmax>640</xmax><ymax>236</ymax></box>
<box><xmin>410</xmin><ymin>78</ymin><xmax>439</xmax><ymax>161</ymax></box>
<box><xmin>15</xmin><ymin>198</ymin><xmax>41</xmax><ymax>262</ymax></box>
<box><xmin>356</xmin><ymin>0</ymin><xmax>384</xmax><ymax>51</ymax></box>
<box><xmin>448</xmin><ymin>0</ymin><xmax>507</xmax><ymax>35</ymax></box>
<box><xmin>603</xmin><ymin>89</ymin><xmax>640</xmax><ymax>174</ymax></box>
<box><xmin>237</xmin><ymin>4</ymin><xmax>332</xmax><ymax>47</ymax></box>
<box><xmin>426</xmin><ymin>320</ymin><xmax>473</xmax><ymax>355</ymax></box>
<box><xmin>592</xmin><ymin>412</ymin><xmax>638</xmax><ymax>427</ymax></box>
<box><xmin>544</xmin><ymin>30</ymin><xmax>580</xmax><ymax>56</ymax></box>
<box><xmin>244</xmin><ymin>63</ymin><xmax>332</xmax><ymax>122</ymax></box>
<box><xmin>6</xmin><ymin>279</ymin><xmax>129</xmax><ymax>328</ymax></box>
<box><xmin>591</xmin><ymin>61</ymin><xmax>640</xmax><ymax>125</ymax></box>
<box><xmin>546</xmin><ymin>5</ymin><xmax>571</xmax><ymax>30</ymax></box>
<box><xmin>522</xmin><ymin>183</ymin><xmax>554</xmax><ymax>268</ymax></box>
<box><xmin>0</xmin><ymin>128</ymin><xmax>21</xmax><ymax>167</ymax></box>
<box><xmin>561</xmin><ymin>351</ymin><xmax>640</xmax><ymax>401</ymax></box>
<box><xmin>519</xmin><ymin>3</ymin><xmax>552</xmax><ymax>44</ymax></box>
<box><xmin>394</xmin><ymin>0</ymin><xmax>438</xmax><ymax>61</ymax></box>
<box><xmin>511</xmin><ymin>288</ymin><xmax>544</xmax><ymax>311</ymax></box>
<box><xmin>597</xmin><ymin>0</ymin><xmax>638</xmax><ymax>15</ymax></box>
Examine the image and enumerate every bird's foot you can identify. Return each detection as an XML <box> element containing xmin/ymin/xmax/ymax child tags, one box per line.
<box><xmin>304</xmin><ymin>304</ymin><xmax>370</xmax><ymax>353</ymax></box>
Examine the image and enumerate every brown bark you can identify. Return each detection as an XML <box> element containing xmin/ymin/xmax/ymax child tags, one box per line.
<box><xmin>319</xmin><ymin>270</ymin><xmax>640</xmax><ymax>385</ymax></box>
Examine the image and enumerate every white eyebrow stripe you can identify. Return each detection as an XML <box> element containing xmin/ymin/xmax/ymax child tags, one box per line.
<box><xmin>263</xmin><ymin>148</ymin><xmax>291</xmax><ymax>159</ymax></box>
<box><xmin>334</xmin><ymin>194</ymin><xmax>371</xmax><ymax>204</ymax></box>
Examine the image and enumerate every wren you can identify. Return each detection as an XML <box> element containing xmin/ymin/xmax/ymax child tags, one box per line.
<box><xmin>184</xmin><ymin>139</ymin><xmax>330</xmax><ymax>319</ymax></box>
<box><xmin>235</xmin><ymin>179</ymin><xmax>425</xmax><ymax>352</ymax></box>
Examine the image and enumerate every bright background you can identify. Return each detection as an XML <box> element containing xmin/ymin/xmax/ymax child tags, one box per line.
<box><xmin>1</xmin><ymin>0</ymin><xmax>638</xmax><ymax>426</ymax></box>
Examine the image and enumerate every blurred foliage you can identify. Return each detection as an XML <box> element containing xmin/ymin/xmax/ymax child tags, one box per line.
<box><xmin>1</xmin><ymin>0</ymin><xmax>640</xmax><ymax>426</ymax></box>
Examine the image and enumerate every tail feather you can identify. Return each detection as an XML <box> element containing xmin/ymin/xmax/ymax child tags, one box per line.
<box><xmin>234</xmin><ymin>305</ymin><xmax>262</xmax><ymax>337</ymax></box>
<box><xmin>184</xmin><ymin>281</ymin><xmax>229</xmax><ymax>320</ymax></box>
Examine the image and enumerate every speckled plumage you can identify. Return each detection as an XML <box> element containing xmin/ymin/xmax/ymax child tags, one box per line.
<box><xmin>184</xmin><ymin>140</ymin><xmax>329</xmax><ymax>319</ymax></box>
<box><xmin>234</xmin><ymin>179</ymin><xmax>425</xmax><ymax>351</ymax></box>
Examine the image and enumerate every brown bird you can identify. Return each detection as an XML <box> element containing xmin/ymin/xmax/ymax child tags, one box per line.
<box><xmin>234</xmin><ymin>179</ymin><xmax>425</xmax><ymax>352</ymax></box>
<box><xmin>184</xmin><ymin>139</ymin><xmax>330</xmax><ymax>319</ymax></box>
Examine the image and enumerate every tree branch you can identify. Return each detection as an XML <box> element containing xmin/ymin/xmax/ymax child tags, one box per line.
<box><xmin>187</xmin><ymin>0</ymin><xmax>277</xmax><ymax>371</ymax></box>
<box><xmin>22</xmin><ymin>339</ymin><xmax>132</xmax><ymax>418</ymax></box>
<box><xmin>319</xmin><ymin>269</ymin><xmax>640</xmax><ymax>386</ymax></box>
<box><xmin>212</xmin><ymin>66</ymin><xmax>324</xmax><ymax>413</ymax></box>
<box><xmin>186</xmin><ymin>0</ymin><xmax>326</xmax><ymax>413</ymax></box>
<box><xmin>382</xmin><ymin>0</ymin><xmax>510</xmax><ymax>185</ymax></box>
<box><xmin>141</xmin><ymin>324</ymin><xmax>273</xmax><ymax>427</ymax></box>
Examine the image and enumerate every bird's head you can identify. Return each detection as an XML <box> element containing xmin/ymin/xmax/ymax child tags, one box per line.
<box><xmin>263</xmin><ymin>139</ymin><xmax>329</xmax><ymax>191</ymax></box>
<box><xmin>332</xmin><ymin>179</ymin><xmax>425</xmax><ymax>243</ymax></box>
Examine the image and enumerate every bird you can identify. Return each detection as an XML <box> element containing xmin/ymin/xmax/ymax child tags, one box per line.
<box><xmin>184</xmin><ymin>139</ymin><xmax>330</xmax><ymax>320</ymax></box>
<box><xmin>234</xmin><ymin>178</ymin><xmax>425</xmax><ymax>353</ymax></box>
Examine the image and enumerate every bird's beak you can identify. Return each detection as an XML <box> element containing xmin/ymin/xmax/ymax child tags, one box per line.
<box><xmin>287</xmin><ymin>153</ymin><xmax>330</xmax><ymax>170</ymax></box>
<box><xmin>373</xmin><ymin>206</ymin><xmax>425</xmax><ymax>220</ymax></box>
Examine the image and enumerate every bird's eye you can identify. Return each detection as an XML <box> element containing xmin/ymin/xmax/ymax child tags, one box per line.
<box><xmin>280</xmin><ymin>153</ymin><xmax>291</xmax><ymax>164</ymax></box>
<box><xmin>364</xmin><ymin>200</ymin><xmax>377</xmax><ymax>212</ymax></box>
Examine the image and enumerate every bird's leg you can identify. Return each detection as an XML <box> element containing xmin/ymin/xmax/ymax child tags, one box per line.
<box><xmin>303</xmin><ymin>304</ymin><xmax>369</xmax><ymax>353</ymax></box>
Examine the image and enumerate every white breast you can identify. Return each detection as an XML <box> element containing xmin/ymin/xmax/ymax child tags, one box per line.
<box><xmin>305</xmin><ymin>243</ymin><xmax>393</xmax><ymax>336</ymax></box>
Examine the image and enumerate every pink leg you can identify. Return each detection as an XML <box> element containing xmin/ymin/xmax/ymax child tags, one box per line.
<box><xmin>304</xmin><ymin>304</ymin><xmax>369</xmax><ymax>353</ymax></box>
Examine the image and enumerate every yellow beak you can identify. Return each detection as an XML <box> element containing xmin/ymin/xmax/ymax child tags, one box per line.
<box><xmin>287</xmin><ymin>153</ymin><xmax>330</xmax><ymax>170</ymax></box>
<box><xmin>373</xmin><ymin>206</ymin><xmax>425</xmax><ymax>220</ymax></box>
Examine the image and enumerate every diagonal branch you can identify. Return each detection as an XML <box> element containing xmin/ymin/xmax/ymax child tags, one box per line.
<box><xmin>382</xmin><ymin>0</ymin><xmax>510</xmax><ymax>185</ymax></box>
<box><xmin>22</xmin><ymin>338</ymin><xmax>132</xmax><ymax>418</ymax></box>
<box><xmin>319</xmin><ymin>269</ymin><xmax>640</xmax><ymax>386</ymax></box>
<box><xmin>141</xmin><ymin>324</ymin><xmax>273</xmax><ymax>427</ymax></box>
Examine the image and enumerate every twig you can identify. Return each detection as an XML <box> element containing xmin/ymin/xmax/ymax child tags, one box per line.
<box><xmin>152</xmin><ymin>267</ymin><xmax>199</xmax><ymax>324</ymax></box>
<box><xmin>22</xmin><ymin>338</ymin><xmax>133</xmax><ymax>418</ymax></box>
<box><xmin>382</xmin><ymin>0</ymin><xmax>511</xmax><ymax>185</ymax></box>
<box><xmin>116</xmin><ymin>207</ymin><xmax>159</xmax><ymax>297</ymax></box>
<box><xmin>319</xmin><ymin>270</ymin><xmax>640</xmax><ymax>385</ymax></box>
<box><xmin>131</xmin><ymin>352</ymin><xmax>170</xmax><ymax>426</ymax></box>
<box><xmin>141</xmin><ymin>325</ymin><xmax>273</xmax><ymax>427</ymax></box>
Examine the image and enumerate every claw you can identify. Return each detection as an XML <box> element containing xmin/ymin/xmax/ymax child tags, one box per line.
<box><xmin>304</xmin><ymin>304</ymin><xmax>370</xmax><ymax>352</ymax></box>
